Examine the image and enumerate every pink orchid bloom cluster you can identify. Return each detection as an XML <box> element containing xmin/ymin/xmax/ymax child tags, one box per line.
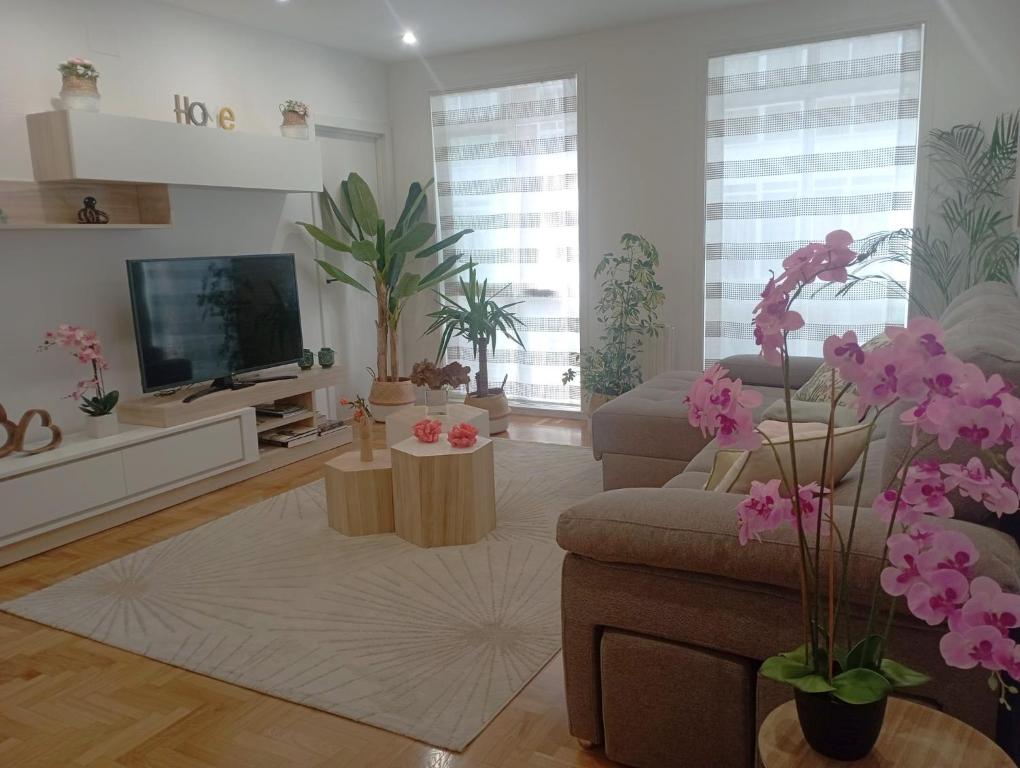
<box><xmin>689</xmin><ymin>229</ymin><xmax>1020</xmax><ymax>697</ymax></box>
<box><xmin>411</xmin><ymin>418</ymin><xmax>442</xmax><ymax>443</ymax></box>
<box><xmin>40</xmin><ymin>324</ymin><xmax>109</xmax><ymax>400</ymax></box>
<box><xmin>753</xmin><ymin>230</ymin><xmax>856</xmax><ymax>365</ymax></box>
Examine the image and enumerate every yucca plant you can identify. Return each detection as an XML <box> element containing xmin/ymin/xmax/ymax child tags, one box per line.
<box><xmin>423</xmin><ymin>266</ymin><xmax>526</xmax><ymax>396</ymax></box>
<box><xmin>297</xmin><ymin>173</ymin><xmax>473</xmax><ymax>382</ymax></box>
<box><xmin>848</xmin><ymin>111</ymin><xmax>1019</xmax><ymax>317</ymax></box>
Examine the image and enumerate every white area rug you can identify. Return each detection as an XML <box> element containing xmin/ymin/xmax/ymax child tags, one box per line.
<box><xmin>2</xmin><ymin>440</ymin><xmax>600</xmax><ymax>751</ymax></box>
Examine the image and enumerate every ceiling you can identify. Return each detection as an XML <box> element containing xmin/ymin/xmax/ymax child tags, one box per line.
<box><xmin>157</xmin><ymin>0</ymin><xmax>772</xmax><ymax>61</ymax></box>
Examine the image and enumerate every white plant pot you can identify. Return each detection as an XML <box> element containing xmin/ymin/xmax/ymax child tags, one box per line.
<box><xmin>85</xmin><ymin>413</ymin><xmax>119</xmax><ymax>439</ymax></box>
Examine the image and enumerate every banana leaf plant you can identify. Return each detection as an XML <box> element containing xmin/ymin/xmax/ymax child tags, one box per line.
<box><xmin>422</xmin><ymin>266</ymin><xmax>526</xmax><ymax>396</ymax></box>
<box><xmin>297</xmin><ymin>172</ymin><xmax>473</xmax><ymax>382</ymax></box>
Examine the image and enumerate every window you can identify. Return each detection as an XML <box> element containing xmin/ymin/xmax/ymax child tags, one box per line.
<box><xmin>703</xmin><ymin>28</ymin><xmax>923</xmax><ymax>364</ymax></box>
<box><xmin>430</xmin><ymin>76</ymin><xmax>580</xmax><ymax>406</ymax></box>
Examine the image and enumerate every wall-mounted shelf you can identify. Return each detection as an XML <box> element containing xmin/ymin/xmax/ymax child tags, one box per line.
<box><xmin>0</xmin><ymin>180</ymin><xmax>172</xmax><ymax>229</ymax></box>
<box><xmin>27</xmin><ymin>110</ymin><xmax>323</xmax><ymax>192</ymax></box>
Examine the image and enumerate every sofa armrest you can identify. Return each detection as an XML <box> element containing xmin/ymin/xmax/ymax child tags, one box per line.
<box><xmin>556</xmin><ymin>488</ymin><xmax>1020</xmax><ymax>600</ymax></box>
<box><xmin>721</xmin><ymin>354</ymin><xmax>822</xmax><ymax>389</ymax></box>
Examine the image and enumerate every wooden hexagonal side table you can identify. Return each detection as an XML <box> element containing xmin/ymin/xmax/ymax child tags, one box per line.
<box><xmin>390</xmin><ymin>435</ymin><xmax>496</xmax><ymax>547</ymax></box>
<box><xmin>324</xmin><ymin>449</ymin><xmax>395</xmax><ymax>536</ymax></box>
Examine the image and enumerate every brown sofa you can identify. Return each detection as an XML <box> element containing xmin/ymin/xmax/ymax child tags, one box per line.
<box><xmin>560</xmin><ymin>282</ymin><xmax>1020</xmax><ymax>767</ymax></box>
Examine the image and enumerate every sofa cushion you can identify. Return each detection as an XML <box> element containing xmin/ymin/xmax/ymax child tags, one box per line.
<box><xmin>721</xmin><ymin>354</ymin><xmax>822</xmax><ymax>389</ymax></box>
<box><xmin>591</xmin><ymin>371</ymin><xmax>785</xmax><ymax>462</ymax></box>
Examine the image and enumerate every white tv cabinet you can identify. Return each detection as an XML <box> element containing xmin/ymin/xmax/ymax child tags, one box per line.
<box><xmin>0</xmin><ymin>366</ymin><xmax>350</xmax><ymax>565</ymax></box>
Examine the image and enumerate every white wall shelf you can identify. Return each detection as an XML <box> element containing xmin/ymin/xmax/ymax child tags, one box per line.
<box><xmin>26</xmin><ymin>111</ymin><xmax>323</xmax><ymax>192</ymax></box>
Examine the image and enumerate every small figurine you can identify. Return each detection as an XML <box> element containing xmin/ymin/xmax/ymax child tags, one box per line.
<box><xmin>317</xmin><ymin>347</ymin><xmax>335</xmax><ymax>368</ymax></box>
<box><xmin>77</xmin><ymin>196</ymin><xmax>109</xmax><ymax>224</ymax></box>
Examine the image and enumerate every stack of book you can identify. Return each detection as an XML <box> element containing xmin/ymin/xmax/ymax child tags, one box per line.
<box><xmin>259</xmin><ymin>415</ymin><xmax>350</xmax><ymax>448</ymax></box>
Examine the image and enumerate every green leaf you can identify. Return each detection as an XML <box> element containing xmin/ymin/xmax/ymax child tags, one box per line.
<box><xmin>392</xmin><ymin>271</ymin><xmax>420</xmax><ymax>299</ymax></box>
<box><xmin>390</xmin><ymin>221</ymin><xmax>436</xmax><ymax>253</ymax></box>
<box><xmin>346</xmin><ymin>172</ymin><xmax>379</xmax><ymax>237</ymax></box>
<box><xmin>845</xmin><ymin>635</ymin><xmax>884</xmax><ymax>671</ymax></box>
<box><xmin>414</xmin><ymin>229</ymin><xmax>473</xmax><ymax>260</ymax></box>
<box><xmin>351</xmin><ymin>240</ymin><xmax>379</xmax><ymax>264</ymax></box>
<box><xmin>321</xmin><ymin>186</ymin><xmax>355</xmax><ymax>240</ymax></box>
<box><xmin>761</xmin><ymin>655</ymin><xmax>835</xmax><ymax>694</ymax></box>
<box><xmin>418</xmin><ymin>254</ymin><xmax>472</xmax><ymax>291</ymax></box>
<box><xmin>880</xmin><ymin>659</ymin><xmax>930</xmax><ymax>688</ymax></box>
<box><xmin>789</xmin><ymin>674</ymin><xmax>840</xmax><ymax>694</ymax></box>
<box><xmin>831</xmin><ymin>668</ymin><xmax>891</xmax><ymax>705</ymax></box>
<box><xmin>315</xmin><ymin>259</ymin><xmax>370</xmax><ymax>293</ymax></box>
<box><xmin>298</xmin><ymin>222</ymin><xmax>352</xmax><ymax>253</ymax></box>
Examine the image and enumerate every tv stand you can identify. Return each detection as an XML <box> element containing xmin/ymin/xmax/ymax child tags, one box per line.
<box><xmin>182</xmin><ymin>373</ymin><xmax>299</xmax><ymax>403</ymax></box>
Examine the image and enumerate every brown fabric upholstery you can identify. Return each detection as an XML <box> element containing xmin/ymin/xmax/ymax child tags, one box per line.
<box><xmin>601</xmin><ymin>629</ymin><xmax>754</xmax><ymax>768</ymax></box>
<box><xmin>723</xmin><ymin>354</ymin><xmax>822</xmax><ymax>389</ymax></box>
<box><xmin>601</xmin><ymin>452</ymin><xmax>688</xmax><ymax>491</ymax></box>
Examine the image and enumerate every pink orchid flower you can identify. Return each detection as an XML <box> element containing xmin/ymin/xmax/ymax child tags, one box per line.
<box><xmin>901</xmin><ymin>476</ymin><xmax>954</xmax><ymax>519</ymax></box>
<box><xmin>737</xmin><ymin>478</ymin><xmax>793</xmax><ymax>545</ymax></box>
<box><xmin>880</xmin><ymin>533</ymin><xmax>925</xmax><ymax>596</ymax></box>
<box><xmin>906</xmin><ymin>568</ymin><xmax>970</xmax><ymax>626</ymax></box>
<box><xmin>917</xmin><ymin>529</ymin><xmax>979</xmax><ymax>579</ymax></box>
<box><xmin>958</xmin><ymin>576</ymin><xmax>1020</xmax><ymax>635</ymax></box>
<box><xmin>940</xmin><ymin>625</ymin><xmax>1013</xmax><ymax>671</ymax></box>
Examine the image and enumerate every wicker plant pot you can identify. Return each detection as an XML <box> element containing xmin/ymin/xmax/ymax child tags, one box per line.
<box><xmin>60</xmin><ymin>74</ymin><xmax>100</xmax><ymax>111</ymax></box>
<box><xmin>465</xmin><ymin>390</ymin><xmax>510</xmax><ymax>434</ymax></box>
<box><xmin>280</xmin><ymin>110</ymin><xmax>309</xmax><ymax>139</ymax></box>
<box><xmin>368</xmin><ymin>378</ymin><xmax>415</xmax><ymax>423</ymax></box>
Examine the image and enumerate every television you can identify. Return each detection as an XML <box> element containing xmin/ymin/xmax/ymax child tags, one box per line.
<box><xmin>126</xmin><ymin>254</ymin><xmax>304</xmax><ymax>395</ymax></box>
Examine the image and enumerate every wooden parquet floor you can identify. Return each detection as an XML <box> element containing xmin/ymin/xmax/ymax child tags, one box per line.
<box><xmin>0</xmin><ymin>415</ymin><xmax>618</xmax><ymax>767</ymax></box>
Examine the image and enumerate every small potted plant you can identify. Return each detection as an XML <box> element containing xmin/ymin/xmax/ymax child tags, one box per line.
<box><xmin>297</xmin><ymin>173</ymin><xmax>473</xmax><ymax>421</ymax></box>
<box><xmin>340</xmin><ymin>395</ymin><xmax>373</xmax><ymax>461</ymax></box>
<box><xmin>58</xmin><ymin>58</ymin><xmax>100</xmax><ymax>111</ymax></box>
<box><xmin>423</xmin><ymin>266</ymin><xmax>525</xmax><ymax>434</ymax></box>
<box><xmin>562</xmin><ymin>233</ymin><xmax>664</xmax><ymax>415</ymax></box>
<box><xmin>409</xmin><ymin>359</ymin><xmax>471</xmax><ymax>415</ymax></box>
<box><xmin>39</xmin><ymin>324</ymin><xmax>119</xmax><ymax>438</ymax></box>
<box><xmin>280</xmin><ymin>100</ymin><xmax>310</xmax><ymax>139</ymax></box>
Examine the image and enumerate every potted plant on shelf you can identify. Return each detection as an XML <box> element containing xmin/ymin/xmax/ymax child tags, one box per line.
<box><xmin>409</xmin><ymin>359</ymin><xmax>471</xmax><ymax>415</ymax></box>
<box><xmin>279</xmin><ymin>100</ymin><xmax>310</xmax><ymax>139</ymax></box>
<box><xmin>562</xmin><ymin>233</ymin><xmax>664</xmax><ymax>415</ymax></box>
<box><xmin>686</xmin><ymin>230</ymin><xmax>1020</xmax><ymax>760</ymax></box>
<box><xmin>297</xmin><ymin>172</ymin><xmax>473</xmax><ymax>421</ymax></box>
<box><xmin>39</xmin><ymin>324</ymin><xmax>119</xmax><ymax>438</ymax></box>
<box><xmin>423</xmin><ymin>265</ymin><xmax>525</xmax><ymax>434</ymax></box>
<box><xmin>57</xmin><ymin>57</ymin><xmax>99</xmax><ymax>111</ymax></box>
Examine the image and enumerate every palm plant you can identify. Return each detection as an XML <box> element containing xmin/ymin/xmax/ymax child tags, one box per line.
<box><xmin>297</xmin><ymin>173</ymin><xmax>473</xmax><ymax>382</ymax></box>
<box><xmin>423</xmin><ymin>266</ymin><xmax>526</xmax><ymax>396</ymax></box>
<box><xmin>848</xmin><ymin>112</ymin><xmax>1019</xmax><ymax>317</ymax></box>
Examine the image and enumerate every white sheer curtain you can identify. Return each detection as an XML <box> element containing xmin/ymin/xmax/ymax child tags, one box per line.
<box><xmin>430</xmin><ymin>77</ymin><xmax>580</xmax><ymax>406</ymax></box>
<box><xmin>703</xmin><ymin>27</ymin><xmax>923</xmax><ymax>365</ymax></box>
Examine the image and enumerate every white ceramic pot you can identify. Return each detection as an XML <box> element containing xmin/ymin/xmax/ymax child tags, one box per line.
<box><xmin>85</xmin><ymin>413</ymin><xmax>119</xmax><ymax>439</ymax></box>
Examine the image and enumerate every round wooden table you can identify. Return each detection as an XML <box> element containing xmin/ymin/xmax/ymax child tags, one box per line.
<box><xmin>758</xmin><ymin>697</ymin><xmax>1013</xmax><ymax>767</ymax></box>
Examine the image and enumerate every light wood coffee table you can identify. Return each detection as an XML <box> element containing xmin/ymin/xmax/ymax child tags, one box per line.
<box><xmin>758</xmin><ymin>697</ymin><xmax>1012</xmax><ymax>767</ymax></box>
<box><xmin>390</xmin><ymin>435</ymin><xmax>496</xmax><ymax>547</ymax></box>
<box><xmin>324</xmin><ymin>449</ymin><xmax>394</xmax><ymax>536</ymax></box>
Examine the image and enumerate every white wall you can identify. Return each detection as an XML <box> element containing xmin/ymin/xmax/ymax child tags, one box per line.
<box><xmin>0</xmin><ymin>0</ymin><xmax>388</xmax><ymax>430</ymax></box>
<box><xmin>387</xmin><ymin>0</ymin><xmax>1020</xmax><ymax>372</ymax></box>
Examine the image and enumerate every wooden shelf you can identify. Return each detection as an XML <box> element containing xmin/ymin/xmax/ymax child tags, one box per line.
<box><xmin>119</xmin><ymin>366</ymin><xmax>343</xmax><ymax>428</ymax></box>
<box><xmin>255</xmin><ymin>409</ymin><xmax>317</xmax><ymax>433</ymax></box>
<box><xmin>27</xmin><ymin>110</ymin><xmax>322</xmax><ymax>192</ymax></box>
<box><xmin>0</xmin><ymin>180</ymin><xmax>171</xmax><ymax>229</ymax></box>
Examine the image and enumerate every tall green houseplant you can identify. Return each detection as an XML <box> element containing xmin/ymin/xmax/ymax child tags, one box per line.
<box><xmin>856</xmin><ymin>111</ymin><xmax>1019</xmax><ymax>316</ymax></box>
<box><xmin>563</xmin><ymin>233</ymin><xmax>665</xmax><ymax>406</ymax></box>
<box><xmin>297</xmin><ymin>172</ymin><xmax>473</xmax><ymax>385</ymax></box>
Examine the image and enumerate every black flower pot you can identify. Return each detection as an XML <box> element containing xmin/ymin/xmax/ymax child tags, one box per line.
<box><xmin>794</xmin><ymin>689</ymin><xmax>888</xmax><ymax>761</ymax></box>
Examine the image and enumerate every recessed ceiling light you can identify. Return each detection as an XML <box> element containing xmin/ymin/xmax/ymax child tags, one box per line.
<box><xmin>401</xmin><ymin>31</ymin><xmax>418</xmax><ymax>46</ymax></box>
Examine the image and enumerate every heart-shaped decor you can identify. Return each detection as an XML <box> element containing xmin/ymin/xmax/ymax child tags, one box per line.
<box><xmin>13</xmin><ymin>408</ymin><xmax>62</xmax><ymax>455</ymax></box>
<box><xmin>0</xmin><ymin>404</ymin><xmax>16</xmax><ymax>459</ymax></box>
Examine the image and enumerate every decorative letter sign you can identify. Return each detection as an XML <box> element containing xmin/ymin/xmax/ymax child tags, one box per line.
<box><xmin>173</xmin><ymin>95</ymin><xmax>236</xmax><ymax>131</ymax></box>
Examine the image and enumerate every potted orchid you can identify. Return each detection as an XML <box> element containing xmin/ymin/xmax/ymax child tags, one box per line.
<box><xmin>341</xmin><ymin>395</ymin><xmax>373</xmax><ymax>462</ymax></box>
<box><xmin>39</xmin><ymin>324</ymin><xmax>119</xmax><ymax>438</ymax></box>
<box><xmin>280</xmin><ymin>99</ymin><xmax>310</xmax><ymax>139</ymax></box>
<box><xmin>685</xmin><ymin>230</ymin><xmax>1020</xmax><ymax>760</ymax></box>
<box><xmin>57</xmin><ymin>58</ymin><xmax>100</xmax><ymax>111</ymax></box>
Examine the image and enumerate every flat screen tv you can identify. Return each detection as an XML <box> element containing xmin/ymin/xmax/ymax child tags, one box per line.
<box><xmin>126</xmin><ymin>254</ymin><xmax>303</xmax><ymax>394</ymax></box>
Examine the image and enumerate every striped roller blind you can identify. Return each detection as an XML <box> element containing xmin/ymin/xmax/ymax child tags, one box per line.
<box><xmin>703</xmin><ymin>27</ymin><xmax>923</xmax><ymax>365</ymax></box>
<box><xmin>430</xmin><ymin>77</ymin><xmax>580</xmax><ymax>406</ymax></box>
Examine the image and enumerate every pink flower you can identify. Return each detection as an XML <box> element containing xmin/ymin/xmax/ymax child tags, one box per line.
<box><xmin>906</xmin><ymin>568</ymin><xmax>969</xmax><ymax>626</ymax></box>
<box><xmin>822</xmin><ymin>330</ymin><xmax>865</xmax><ymax>374</ymax></box>
<box><xmin>447</xmin><ymin>422</ymin><xmax>479</xmax><ymax>448</ymax></box>
<box><xmin>813</xmin><ymin>229</ymin><xmax>857</xmax><ymax>283</ymax></box>
<box><xmin>929</xmin><ymin>401</ymin><xmax>1006</xmax><ymax>451</ymax></box>
<box><xmin>940</xmin><ymin>625</ymin><xmax>1013</xmax><ymax>671</ymax></box>
<box><xmin>794</xmin><ymin>482</ymin><xmax>831</xmax><ymax>536</ymax></box>
<box><xmin>901</xmin><ymin>475</ymin><xmax>954</xmax><ymax>519</ymax></box>
<box><xmin>917</xmin><ymin>529</ymin><xmax>979</xmax><ymax>579</ymax></box>
<box><xmin>736</xmin><ymin>478</ymin><xmax>793</xmax><ymax>545</ymax></box>
<box><xmin>684</xmin><ymin>364</ymin><xmax>762</xmax><ymax>450</ymax></box>
<box><xmin>958</xmin><ymin>576</ymin><xmax>1020</xmax><ymax>635</ymax></box>
<box><xmin>751</xmin><ymin>276</ymin><xmax>804</xmax><ymax>365</ymax></box>
<box><xmin>906</xmin><ymin>520</ymin><xmax>940</xmax><ymax>548</ymax></box>
<box><xmin>881</xmin><ymin>533</ymin><xmax>925</xmax><ymax>596</ymax></box>
<box><xmin>942</xmin><ymin>458</ymin><xmax>1019</xmax><ymax>516</ymax></box>
<box><xmin>873</xmin><ymin>488</ymin><xmax>907</xmax><ymax>524</ymax></box>
<box><xmin>852</xmin><ymin>344</ymin><xmax>926</xmax><ymax>415</ymax></box>
<box><xmin>886</xmin><ymin>316</ymin><xmax>947</xmax><ymax>360</ymax></box>
<box><xmin>411</xmin><ymin>418</ymin><xmax>442</xmax><ymax>443</ymax></box>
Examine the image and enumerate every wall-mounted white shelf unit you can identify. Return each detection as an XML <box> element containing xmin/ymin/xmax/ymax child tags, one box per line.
<box><xmin>26</xmin><ymin>110</ymin><xmax>323</xmax><ymax>192</ymax></box>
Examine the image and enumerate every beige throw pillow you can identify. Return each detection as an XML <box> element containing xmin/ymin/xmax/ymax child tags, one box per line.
<box><xmin>705</xmin><ymin>420</ymin><xmax>872</xmax><ymax>494</ymax></box>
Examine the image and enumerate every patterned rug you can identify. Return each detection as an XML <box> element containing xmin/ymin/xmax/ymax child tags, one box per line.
<box><xmin>2</xmin><ymin>440</ymin><xmax>600</xmax><ymax>751</ymax></box>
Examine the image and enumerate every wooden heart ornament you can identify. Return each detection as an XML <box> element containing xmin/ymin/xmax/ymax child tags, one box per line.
<box><xmin>12</xmin><ymin>408</ymin><xmax>62</xmax><ymax>456</ymax></box>
<box><xmin>0</xmin><ymin>404</ymin><xmax>16</xmax><ymax>459</ymax></box>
